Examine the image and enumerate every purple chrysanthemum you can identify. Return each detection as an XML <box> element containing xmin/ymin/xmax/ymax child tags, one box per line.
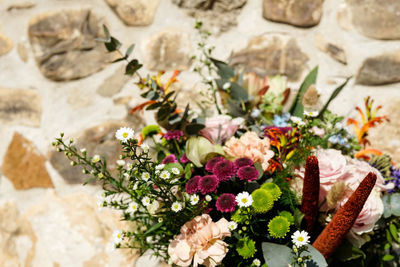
<box><xmin>237</xmin><ymin>166</ymin><xmax>259</xmax><ymax>181</ymax></box>
<box><xmin>234</xmin><ymin>158</ymin><xmax>254</xmax><ymax>169</ymax></box>
<box><xmin>213</xmin><ymin>159</ymin><xmax>235</xmax><ymax>182</ymax></box>
<box><xmin>180</xmin><ymin>154</ymin><xmax>189</xmax><ymax>164</ymax></box>
<box><xmin>199</xmin><ymin>175</ymin><xmax>219</xmax><ymax>194</ymax></box>
<box><xmin>216</xmin><ymin>193</ymin><xmax>236</xmax><ymax>213</ymax></box>
<box><xmin>161</xmin><ymin>154</ymin><xmax>178</xmax><ymax>164</ymax></box>
<box><xmin>164</xmin><ymin>130</ymin><xmax>184</xmax><ymax>141</ymax></box>
<box><xmin>205</xmin><ymin>157</ymin><xmax>225</xmax><ymax>173</ymax></box>
<box><xmin>185</xmin><ymin>175</ymin><xmax>201</xmax><ymax>194</ymax></box>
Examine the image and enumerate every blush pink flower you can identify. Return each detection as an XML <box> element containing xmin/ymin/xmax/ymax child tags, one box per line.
<box><xmin>200</xmin><ymin>115</ymin><xmax>243</xmax><ymax>144</ymax></box>
<box><xmin>168</xmin><ymin>214</ymin><xmax>231</xmax><ymax>267</ymax></box>
<box><xmin>224</xmin><ymin>132</ymin><xmax>274</xmax><ymax>171</ymax></box>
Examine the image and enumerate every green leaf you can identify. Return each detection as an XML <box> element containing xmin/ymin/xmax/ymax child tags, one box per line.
<box><xmin>318</xmin><ymin>77</ymin><xmax>351</xmax><ymax>118</ymax></box>
<box><xmin>230</xmin><ymin>82</ymin><xmax>249</xmax><ymax>102</ymax></box>
<box><xmin>293</xmin><ymin>208</ymin><xmax>305</xmax><ymax>228</ymax></box>
<box><xmin>184</xmin><ymin>163</ymin><xmax>192</xmax><ymax>180</ymax></box>
<box><xmin>254</xmin><ymin>162</ymin><xmax>264</xmax><ymax>180</ymax></box>
<box><xmin>382</xmin><ymin>254</ymin><xmax>395</xmax><ymax>261</ymax></box>
<box><xmin>304</xmin><ymin>244</ymin><xmax>328</xmax><ymax>267</ymax></box>
<box><xmin>125</xmin><ymin>44</ymin><xmax>135</xmax><ymax>57</ymax></box>
<box><xmin>103</xmin><ymin>25</ymin><xmax>111</xmax><ymax>42</ymax></box>
<box><xmin>289</xmin><ymin>66</ymin><xmax>318</xmax><ymax>117</ymax></box>
<box><xmin>390</xmin><ymin>193</ymin><xmax>400</xmax><ymax>216</ymax></box>
<box><xmin>262</xmin><ymin>242</ymin><xmax>293</xmax><ymax>266</ymax></box>
<box><xmin>144</xmin><ymin>222</ymin><xmax>163</xmax><ymax>235</ymax></box>
<box><xmin>125</xmin><ymin>59</ymin><xmax>143</xmax><ymax>76</ymax></box>
<box><xmin>390</xmin><ymin>223</ymin><xmax>399</xmax><ymax>242</ymax></box>
<box><xmin>210</xmin><ymin>58</ymin><xmax>235</xmax><ymax>79</ymax></box>
<box><xmin>105</xmin><ymin>37</ymin><xmax>121</xmax><ymax>52</ymax></box>
<box><xmin>384</xmin><ymin>243</ymin><xmax>391</xmax><ymax>250</ymax></box>
<box><xmin>333</xmin><ymin>239</ymin><xmax>366</xmax><ymax>262</ymax></box>
<box><xmin>164</xmin><ymin>163</ymin><xmax>184</xmax><ymax>176</ymax></box>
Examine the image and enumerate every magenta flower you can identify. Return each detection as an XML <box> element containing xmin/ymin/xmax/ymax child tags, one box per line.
<box><xmin>213</xmin><ymin>160</ymin><xmax>235</xmax><ymax>182</ymax></box>
<box><xmin>199</xmin><ymin>175</ymin><xmax>219</xmax><ymax>195</ymax></box>
<box><xmin>205</xmin><ymin>157</ymin><xmax>225</xmax><ymax>173</ymax></box>
<box><xmin>237</xmin><ymin>166</ymin><xmax>259</xmax><ymax>181</ymax></box>
<box><xmin>234</xmin><ymin>158</ymin><xmax>254</xmax><ymax>169</ymax></box>
<box><xmin>216</xmin><ymin>193</ymin><xmax>236</xmax><ymax>213</ymax></box>
<box><xmin>185</xmin><ymin>176</ymin><xmax>201</xmax><ymax>194</ymax></box>
<box><xmin>164</xmin><ymin>130</ymin><xmax>184</xmax><ymax>141</ymax></box>
<box><xmin>180</xmin><ymin>154</ymin><xmax>189</xmax><ymax>164</ymax></box>
<box><xmin>162</xmin><ymin>154</ymin><xmax>178</xmax><ymax>164</ymax></box>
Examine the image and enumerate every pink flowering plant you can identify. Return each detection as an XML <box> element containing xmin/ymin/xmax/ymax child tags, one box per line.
<box><xmin>53</xmin><ymin>23</ymin><xmax>400</xmax><ymax>267</ymax></box>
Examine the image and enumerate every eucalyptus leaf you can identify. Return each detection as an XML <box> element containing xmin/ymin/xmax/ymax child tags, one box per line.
<box><xmin>390</xmin><ymin>193</ymin><xmax>400</xmax><ymax>216</ymax></box>
<box><xmin>125</xmin><ymin>59</ymin><xmax>143</xmax><ymax>75</ymax></box>
<box><xmin>102</xmin><ymin>25</ymin><xmax>111</xmax><ymax>41</ymax></box>
<box><xmin>254</xmin><ymin>162</ymin><xmax>264</xmax><ymax>180</ymax></box>
<box><xmin>262</xmin><ymin>242</ymin><xmax>293</xmax><ymax>266</ymax></box>
<box><xmin>125</xmin><ymin>44</ymin><xmax>135</xmax><ymax>57</ymax></box>
<box><xmin>304</xmin><ymin>245</ymin><xmax>328</xmax><ymax>267</ymax></box>
<box><xmin>105</xmin><ymin>37</ymin><xmax>121</xmax><ymax>52</ymax></box>
<box><xmin>289</xmin><ymin>66</ymin><xmax>318</xmax><ymax>117</ymax></box>
<box><xmin>210</xmin><ymin>58</ymin><xmax>234</xmax><ymax>79</ymax></box>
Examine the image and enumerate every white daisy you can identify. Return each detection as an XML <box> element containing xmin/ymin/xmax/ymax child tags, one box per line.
<box><xmin>190</xmin><ymin>194</ymin><xmax>200</xmax><ymax>205</ymax></box>
<box><xmin>80</xmin><ymin>148</ymin><xmax>86</xmax><ymax>153</ymax></box>
<box><xmin>253</xmin><ymin>259</ymin><xmax>261</xmax><ymax>266</ymax></box>
<box><xmin>290</xmin><ymin>116</ymin><xmax>305</xmax><ymax>126</ymax></box>
<box><xmin>227</xmin><ymin>221</ymin><xmax>238</xmax><ymax>231</ymax></box>
<box><xmin>141</xmin><ymin>172</ymin><xmax>150</xmax><ymax>181</ymax></box>
<box><xmin>116</xmin><ymin>160</ymin><xmax>125</xmax><ymax>166</ymax></box>
<box><xmin>236</xmin><ymin>191</ymin><xmax>253</xmax><ymax>207</ymax></box>
<box><xmin>141</xmin><ymin>143</ymin><xmax>150</xmax><ymax>153</ymax></box>
<box><xmin>171</xmin><ymin>167</ymin><xmax>180</xmax><ymax>175</ymax></box>
<box><xmin>115</xmin><ymin>127</ymin><xmax>134</xmax><ymax>143</ymax></box>
<box><xmin>96</xmin><ymin>192</ymin><xmax>106</xmax><ymax>211</ymax></box>
<box><xmin>171</xmin><ymin>201</ymin><xmax>183</xmax><ymax>212</ymax></box>
<box><xmin>291</xmin><ymin>230</ymin><xmax>310</xmax><ymax>247</ymax></box>
<box><xmin>205</xmin><ymin>195</ymin><xmax>212</xmax><ymax>202</ymax></box>
<box><xmin>223</xmin><ymin>82</ymin><xmax>231</xmax><ymax>90</ymax></box>
<box><xmin>303</xmin><ymin>110</ymin><xmax>319</xmax><ymax>117</ymax></box>
<box><xmin>123</xmin><ymin>173</ymin><xmax>130</xmax><ymax>179</ymax></box>
<box><xmin>127</xmin><ymin>163</ymin><xmax>133</xmax><ymax>170</ymax></box>
<box><xmin>126</xmin><ymin>201</ymin><xmax>138</xmax><ymax>214</ymax></box>
<box><xmin>112</xmin><ymin>230</ymin><xmax>124</xmax><ymax>244</ymax></box>
<box><xmin>92</xmin><ymin>155</ymin><xmax>100</xmax><ymax>163</ymax></box>
<box><xmin>155</xmin><ymin>164</ymin><xmax>165</xmax><ymax>170</ymax></box>
<box><xmin>142</xmin><ymin>196</ymin><xmax>151</xmax><ymax>206</ymax></box>
<box><xmin>160</xmin><ymin>170</ymin><xmax>170</xmax><ymax>180</ymax></box>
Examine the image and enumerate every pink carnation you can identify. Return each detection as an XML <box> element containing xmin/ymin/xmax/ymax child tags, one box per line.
<box><xmin>168</xmin><ymin>214</ymin><xmax>231</xmax><ymax>267</ymax></box>
<box><xmin>200</xmin><ymin>115</ymin><xmax>243</xmax><ymax>144</ymax></box>
<box><xmin>224</xmin><ymin>132</ymin><xmax>274</xmax><ymax>171</ymax></box>
<box><xmin>216</xmin><ymin>193</ymin><xmax>236</xmax><ymax>213</ymax></box>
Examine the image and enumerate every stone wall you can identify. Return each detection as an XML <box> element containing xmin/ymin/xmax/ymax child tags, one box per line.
<box><xmin>0</xmin><ymin>0</ymin><xmax>399</xmax><ymax>266</ymax></box>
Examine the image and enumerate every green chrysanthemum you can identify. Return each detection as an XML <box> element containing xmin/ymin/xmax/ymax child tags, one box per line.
<box><xmin>261</xmin><ymin>183</ymin><xmax>282</xmax><ymax>201</ymax></box>
<box><xmin>141</xmin><ymin>125</ymin><xmax>161</xmax><ymax>139</ymax></box>
<box><xmin>251</xmin><ymin>189</ymin><xmax>274</xmax><ymax>213</ymax></box>
<box><xmin>268</xmin><ymin>216</ymin><xmax>290</xmax><ymax>239</ymax></box>
<box><xmin>278</xmin><ymin>211</ymin><xmax>294</xmax><ymax>225</ymax></box>
<box><xmin>231</xmin><ymin>209</ymin><xmax>247</xmax><ymax>224</ymax></box>
<box><xmin>236</xmin><ymin>237</ymin><xmax>257</xmax><ymax>259</ymax></box>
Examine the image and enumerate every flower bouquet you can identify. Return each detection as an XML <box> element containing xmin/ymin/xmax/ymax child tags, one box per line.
<box><xmin>53</xmin><ymin>23</ymin><xmax>400</xmax><ymax>267</ymax></box>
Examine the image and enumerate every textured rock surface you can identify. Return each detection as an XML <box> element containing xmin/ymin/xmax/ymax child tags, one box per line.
<box><xmin>105</xmin><ymin>0</ymin><xmax>160</xmax><ymax>26</ymax></box>
<box><xmin>0</xmin><ymin>88</ymin><xmax>41</xmax><ymax>127</ymax></box>
<box><xmin>369</xmin><ymin>99</ymin><xmax>400</xmax><ymax>166</ymax></box>
<box><xmin>0</xmin><ymin>32</ymin><xmax>13</xmax><ymax>56</ymax></box>
<box><xmin>172</xmin><ymin>0</ymin><xmax>247</xmax><ymax>34</ymax></box>
<box><xmin>262</xmin><ymin>0</ymin><xmax>324</xmax><ymax>27</ymax></box>
<box><xmin>356</xmin><ymin>52</ymin><xmax>400</xmax><ymax>85</ymax></box>
<box><xmin>97</xmin><ymin>65</ymin><xmax>131</xmax><ymax>97</ymax></box>
<box><xmin>338</xmin><ymin>0</ymin><xmax>400</xmax><ymax>40</ymax></box>
<box><xmin>28</xmin><ymin>9</ymin><xmax>116</xmax><ymax>81</ymax></box>
<box><xmin>142</xmin><ymin>29</ymin><xmax>192</xmax><ymax>71</ymax></box>
<box><xmin>231</xmin><ymin>34</ymin><xmax>309</xmax><ymax>81</ymax></box>
<box><xmin>2</xmin><ymin>132</ymin><xmax>54</xmax><ymax>190</ymax></box>
<box><xmin>315</xmin><ymin>34</ymin><xmax>347</xmax><ymax>64</ymax></box>
<box><xmin>49</xmin><ymin>122</ymin><xmax>126</xmax><ymax>184</ymax></box>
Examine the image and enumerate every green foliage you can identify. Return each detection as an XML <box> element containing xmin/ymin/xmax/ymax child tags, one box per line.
<box><xmin>268</xmin><ymin>216</ymin><xmax>290</xmax><ymax>239</ymax></box>
<box><xmin>318</xmin><ymin>77</ymin><xmax>351</xmax><ymax>118</ymax></box>
<box><xmin>251</xmin><ymin>189</ymin><xmax>274</xmax><ymax>213</ymax></box>
<box><xmin>261</xmin><ymin>183</ymin><xmax>282</xmax><ymax>201</ymax></box>
<box><xmin>236</xmin><ymin>237</ymin><xmax>257</xmax><ymax>259</ymax></box>
<box><xmin>289</xmin><ymin>66</ymin><xmax>318</xmax><ymax>117</ymax></box>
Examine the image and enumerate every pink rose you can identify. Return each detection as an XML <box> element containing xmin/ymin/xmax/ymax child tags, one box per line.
<box><xmin>168</xmin><ymin>214</ymin><xmax>230</xmax><ymax>267</ymax></box>
<box><xmin>341</xmin><ymin>158</ymin><xmax>391</xmax><ymax>192</ymax></box>
<box><xmin>340</xmin><ymin>190</ymin><xmax>384</xmax><ymax>234</ymax></box>
<box><xmin>224</xmin><ymin>132</ymin><xmax>274</xmax><ymax>171</ymax></box>
<box><xmin>200</xmin><ymin>115</ymin><xmax>244</xmax><ymax>144</ymax></box>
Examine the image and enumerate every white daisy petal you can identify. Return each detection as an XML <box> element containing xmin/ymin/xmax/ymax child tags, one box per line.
<box><xmin>171</xmin><ymin>201</ymin><xmax>182</xmax><ymax>212</ymax></box>
<box><xmin>115</xmin><ymin>127</ymin><xmax>134</xmax><ymax>143</ymax></box>
<box><xmin>236</xmin><ymin>191</ymin><xmax>253</xmax><ymax>208</ymax></box>
<box><xmin>291</xmin><ymin>230</ymin><xmax>310</xmax><ymax>247</ymax></box>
